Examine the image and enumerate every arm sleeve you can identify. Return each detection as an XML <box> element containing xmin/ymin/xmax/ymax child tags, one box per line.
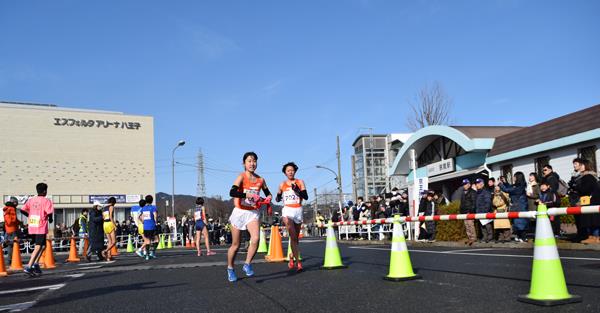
<box><xmin>299</xmin><ymin>189</ymin><xmax>309</xmax><ymax>200</ymax></box>
<box><xmin>19</xmin><ymin>209</ymin><xmax>29</xmax><ymax>217</ymax></box>
<box><xmin>48</xmin><ymin>214</ymin><xmax>53</xmax><ymax>224</ymax></box>
<box><xmin>262</xmin><ymin>186</ymin><xmax>272</xmax><ymax>198</ymax></box>
<box><xmin>229</xmin><ymin>185</ymin><xmax>246</xmax><ymax>198</ymax></box>
<box><xmin>275</xmin><ymin>192</ymin><xmax>282</xmax><ymax>203</ymax></box>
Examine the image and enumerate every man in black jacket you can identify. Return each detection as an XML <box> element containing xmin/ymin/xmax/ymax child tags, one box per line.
<box><xmin>475</xmin><ymin>178</ymin><xmax>493</xmax><ymax>243</ymax></box>
<box><xmin>460</xmin><ymin>179</ymin><xmax>477</xmax><ymax>245</ymax></box>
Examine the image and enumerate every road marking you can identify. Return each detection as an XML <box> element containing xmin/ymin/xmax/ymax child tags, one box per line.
<box><xmin>64</xmin><ymin>273</ymin><xmax>86</xmax><ymax>278</ymax></box>
<box><xmin>74</xmin><ymin>266</ymin><xmax>103</xmax><ymax>271</ymax></box>
<box><xmin>0</xmin><ymin>284</ymin><xmax>65</xmax><ymax>295</ymax></box>
<box><xmin>0</xmin><ymin>301</ymin><xmax>36</xmax><ymax>312</ymax></box>
<box><xmin>441</xmin><ymin>248</ymin><xmax>497</xmax><ymax>254</ymax></box>
<box><xmin>348</xmin><ymin>246</ymin><xmax>600</xmax><ymax>261</ymax></box>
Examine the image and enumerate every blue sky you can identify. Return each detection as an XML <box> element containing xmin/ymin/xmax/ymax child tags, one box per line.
<box><xmin>1</xmin><ymin>1</ymin><xmax>599</xmax><ymax>198</ymax></box>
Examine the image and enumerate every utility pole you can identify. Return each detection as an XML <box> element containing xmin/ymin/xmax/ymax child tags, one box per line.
<box><xmin>314</xmin><ymin>187</ymin><xmax>318</xmax><ymax>219</ymax></box>
<box><xmin>336</xmin><ymin>135</ymin><xmax>344</xmax><ymax>212</ymax></box>
<box><xmin>197</xmin><ymin>148</ymin><xmax>206</xmax><ymax>198</ymax></box>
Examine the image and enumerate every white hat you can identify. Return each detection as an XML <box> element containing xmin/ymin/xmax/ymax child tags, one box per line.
<box><xmin>93</xmin><ymin>201</ymin><xmax>102</xmax><ymax>207</ymax></box>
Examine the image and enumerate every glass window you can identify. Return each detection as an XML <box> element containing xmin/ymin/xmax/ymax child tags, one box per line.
<box><xmin>534</xmin><ymin>156</ymin><xmax>550</xmax><ymax>178</ymax></box>
<box><xmin>501</xmin><ymin>164</ymin><xmax>513</xmax><ymax>184</ymax></box>
<box><xmin>578</xmin><ymin>146</ymin><xmax>597</xmax><ymax>172</ymax></box>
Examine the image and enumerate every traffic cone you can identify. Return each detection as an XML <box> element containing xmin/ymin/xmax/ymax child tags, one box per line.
<box><xmin>167</xmin><ymin>235</ymin><xmax>173</xmax><ymax>249</ymax></box>
<box><xmin>265</xmin><ymin>226</ymin><xmax>285</xmax><ymax>262</ymax></box>
<box><xmin>384</xmin><ymin>215</ymin><xmax>420</xmax><ymax>281</ymax></box>
<box><xmin>157</xmin><ymin>234</ymin><xmax>164</xmax><ymax>250</ymax></box>
<box><xmin>257</xmin><ymin>227</ymin><xmax>268</xmax><ymax>253</ymax></box>
<box><xmin>111</xmin><ymin>244</ymin><xmax>119</xmax><ymax>256</ymax></box>
<box><xmin>0</xmin><ymin>245</ymin><xmax>8</xmax><ymax>277</ymax></box>
<box><xmin>66</xmin><ymin>237</ymin><xmax>81</xmax><ymax>263</ymax></box>
<box><xmin>126</xmin><ymin>235</ymin><xmax>134</xmax><ymax>252</ymax></box>
<box><xmin>284</xmin><ymin>240</ymin><xmax>302</xmax><ymax>261</ymax></box>
<box><xmin>321</xmin><ymin>221</ymin><xmax>346</xmax><ymax>270</ymax></box>
<box><xmin>9</xmin><ymin>239</ymin><xmax>24</xmax><ymax>271</ymax></box>
<box><xmin>81</xmin><ymin>238</ymin><xmax>89</xmax><ymax>258</ymax></box>
<box><xmin>299</xmin><ymin>225</ymin><xmax>304</xmax><ymax>239</ymax></box>
<box><xmin>518</xmin><ymin>204</ymin><xmax>581</xmax><ymax>306</ymax></box>
<box><xmin>186</xmin><ymin>238</ymin><xmax>192</xmax><ymax>249</ymax></box>
<box><xmin>41</xmin><ymin>240</ymin><xmax>56</xmax><ymax>269</ymax></box>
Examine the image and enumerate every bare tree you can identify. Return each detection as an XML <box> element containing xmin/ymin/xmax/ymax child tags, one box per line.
<box><xmin>405</xmin><ymin>81</ymin><xmax>453</xmax><ymax>131</ymax></box>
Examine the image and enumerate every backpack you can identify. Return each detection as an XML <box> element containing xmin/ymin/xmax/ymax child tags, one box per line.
<box><xmin>556</xmin><ymin>179</ymin><xmax>569</xmax><ymax>197</ymax></box>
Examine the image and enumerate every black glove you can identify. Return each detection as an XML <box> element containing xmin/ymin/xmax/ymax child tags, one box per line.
<box><xmin>276</xmin><ymin>193</ymin><xmax>282</xmax><ymax>203</ymax></box>
<box><xmin>292</xmin><ymin>183</ymin><xmax>301</xmax><ymax>195</ymax></box>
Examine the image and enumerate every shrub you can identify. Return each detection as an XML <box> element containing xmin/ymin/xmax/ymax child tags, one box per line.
<box><xmin>559</xmin><ymin>196</ymin><xmax>575</xmax><ymax>224</ymax></box>
<box><xmin>435</xmin><ymin>201</ymin><xmax>466</xmax><ymax>241</ymax></box>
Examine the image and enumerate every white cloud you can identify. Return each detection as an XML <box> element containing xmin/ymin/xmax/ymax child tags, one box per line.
<box><xmin>178</xmin><ymin>22</ymin><xmax>240</xmax><ymax>59</ymax></box>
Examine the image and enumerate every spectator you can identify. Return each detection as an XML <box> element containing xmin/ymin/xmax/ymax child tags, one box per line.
<box><xmin>3</xmin><ymin>197</ymin><xmax>20</xmax><ymax>263</ymax></box>
<box><xmin>538</xmin><ymin>180</ymin><xmax>560</xmax><ymax>236</ymax></box>
<box><xmin>487</xmin><ymin>177</ymin><xmax>496</xmax><ymax>193</ymax></box>
<box><xmin>460</xmin><ymin>179</ymin><xmax>477</xmax><ymax>245</ymax></box>
<box><xmin>315</xmin><ymin>211</ymin><xmax>325</xmax><ymax>236</ymax></box>
<box><xmin>399</xmin><ymin>191</ymin><xmax>409</xmax><ymax>216</ymax></box>
<box><xmin>418</xmin><ymin>191</ymin><xmax>436</xmax><ymax>241</ymax></box>
<box><xmin>568</xmin><ymin>159</ymin><xmax>586</xmax><ymax>241</ymax></box>
<box><xmin>77</xmin><ymin>208</ymin><xmax>89</xmax><ymax>255</ymax></box>
<box><xmin>573</xmin><ymin>159</ymin><xmax>600</xmax><ymax>244</ymax></box>
<box><xmin>527</xmin><ymin>173</ymin><xmax>541</xmax><ymax>211</ymax></box>
<box><xmin>475</xmin><ymin>178</ymin><xmax>493</xmax><ymax>243</ymax></box>
<box><xmin>87</xmin><ymin>201</ymin><xmax>105</xmax><ymax>261</ymax></box>
<box><xmin>542</xmin><ymin>164</ymin><xmax>560</xmax><ymax>194</ymax></box>
<box><xmin>433</xmin><ymin>192</ymin><xmax>448</xmax><ymax>207</ymax></box>
<box><xmin>492</xmin><ymin>185</ymin><xmax>512</xmax><ymax>243</ymax></box>
<box><xmin>499</xmin><ymin>172</ymin><xmax>529</xmax><ymax>242</ymax></box>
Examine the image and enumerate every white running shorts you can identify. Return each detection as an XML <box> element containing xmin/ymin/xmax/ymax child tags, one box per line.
<box><xmin>281</xmin><ymin>206</ymin><xmax>303</xmax><ymax>224</ymax></box>
<box><xmin>229</xmin><ymin>207</ymin><xmax>260</xmax><ymax>230</ymax></box>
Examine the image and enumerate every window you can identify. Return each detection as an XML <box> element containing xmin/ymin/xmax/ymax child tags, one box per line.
<box><xmin>578</xmin><ymin>146</ymin><xmax>598</xmax><ymax>172</ymax></box>
<box><xmin>501</xmin><ymin>164</ymin><xmax>513</xmax><ymax>184</ymax></box>
<box><xmin>535</xmin><ymin>156</ymin><xmax>550</xmax><ymax>178</ymax></box>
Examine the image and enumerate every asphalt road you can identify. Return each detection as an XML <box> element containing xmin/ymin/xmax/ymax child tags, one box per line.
<box><xmin>1</xmin><ymin>239</ymin><xmax>600</xmax><ymax>313</ymax></box>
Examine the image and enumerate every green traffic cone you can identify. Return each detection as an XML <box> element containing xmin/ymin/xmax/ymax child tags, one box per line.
<box><xmin>157</xmin><ymin>234</ymin><xmax>164</xmax><ymax>250</ymax></box>
<box><xmin>284</xmin><ymin>239</ymin><xmax>302</xmax><ymax>261</ymax></box>
<box><xmin>167</xmin><ymin>235</ymin><xmax>173</xmax><ymax>249</ymax></box>
<box><xmin>320</xmin><ymin>221</ymin><xmax>346</xmax><ymax>270</ymax></box>
<box><xmin>257</xmin><ymin>227</ymin><xmax>268</xmax><ymax>253</ymax></box>
<box><xmin>518</xmin><ymin>204</ymin><xmax>581</xmax><ymax>306</ymax></box>
<box><xmin>384</xmin><ymin>215</ymin><xmax>420</xmax><ymax>281</ymax></box>
<box><xmin>126</xmin><ymin>234</ymin><xmax>134</xmax><ymax>253</ymax></box>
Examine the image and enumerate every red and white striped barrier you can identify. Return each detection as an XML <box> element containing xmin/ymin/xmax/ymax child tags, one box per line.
<box><xmin>319</xmin><ymin>205</ymin><xmax>600</xmax><ymax>228</ymax></box>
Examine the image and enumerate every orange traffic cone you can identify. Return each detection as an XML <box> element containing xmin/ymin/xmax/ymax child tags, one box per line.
<box><xmin>81</xmin><ymin>238</ymin><xmax>89</xmax><ymax>259</ymax></box>
<box><xmin>111</xmin><ymin>244</ymin><xmax>119</xmax><ymax>256</ymax></box>
<box><xmin>185</xmin><ymin>239</ymin><xmax>192</xmax><ymax>248</ymax></box>
<box><xmin>66</xmin><ymin>237</ymin><xmax>81</xmax><ymax>263</ymax></box>
<box><xmin>9</xmin><ymin>239</ymin><xmax>24</xmax><ymax>271</ymax></box>
<box><xmin>0</xmin><ymin>245</ymin><xmax>8</xmax><ymax>277</ymax></box>
<box><xmin>41</xmin><ymin>240</ymin><xmax>56</xmax><ymax>269</ymax></box>
<box><xmin>299</xmin><ymin>225</ymin><xmax>305</xmax><ymax>239</ymax></box>
<box><xmin>266</xmin><ymin>226</ymin><xmax>285</xmax><ymax>262</ymax></box>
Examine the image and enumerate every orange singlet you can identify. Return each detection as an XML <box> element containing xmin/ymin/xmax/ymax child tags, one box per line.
<box><xmin>279</xmin><ymin>179</ymin><xmax>305</xmax><ymax>208</ymax></box>
<box><xmin>234</xmin><ymin>173</ymin><xmax>265</xmax><ymax>210</ymax></box>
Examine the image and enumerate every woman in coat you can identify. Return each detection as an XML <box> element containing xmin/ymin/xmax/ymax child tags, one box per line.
<box><xmin>492</xmin><ymin>186</ymin><xmax>512</xmax><ymax>242</ymax></box>
<box><xmin>500</xmin><ymin>172</ymin><xmax>529</xmax><ymax>242</ymax></box>
<box><xmin>87</xmin><ymin>202</ymin><xmax>105</xmax><ymax>261</ymax></box>
<box><xmin>527</xmin><ymin>173</ymin><xmax>541</xmax><ymax>211</ymax></box>
<box><xmin>574</xmin><ymin>159</ymin><xmax>600</xmax><ymax>244</ymax></box>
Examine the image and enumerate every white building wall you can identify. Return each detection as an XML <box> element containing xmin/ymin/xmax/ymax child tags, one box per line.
<box><xmin>490</xmin><ymin>140</ymin><xmax>600</xmax><ymax>182</ymax></box>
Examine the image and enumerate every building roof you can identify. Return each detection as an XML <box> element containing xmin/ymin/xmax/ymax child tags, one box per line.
<box><xmin>451</xmin><ymin>126</ymin><xmax>523</xmax><ymax>139</ymax></box>
<box><xmin>352</xmin><ymin>134</ymin><xmax>389</xmax><ymax>147</ymax></box>
<box><xmin>488</xmin><ymin>104</ymin><xmax>600</xmax><ymax>157</ymax></box>
<box><xmin>0</xmin><ymin>101</ymin><xmax>123</xmax><ymax>115</ymax></box>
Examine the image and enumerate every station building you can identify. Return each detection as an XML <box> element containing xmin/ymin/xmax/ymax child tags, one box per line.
<box><xmin>0</xmin><ymin>101</ymin><xmax>155</xmax><ymax>231</ymax></box>
<box><xmin>386</xmin><ymin>104</ymin><xmax>600</xmax><ymax>206</ymax></box>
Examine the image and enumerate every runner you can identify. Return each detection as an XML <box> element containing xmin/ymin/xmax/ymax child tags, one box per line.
<box><xmin>20</xmin><ymin>183</ymin><xmax>54</xmax><ymax>277</ymax></box>
<box><xmin>193</xmin><ymin>197</ymin><xmax>216</xmax><ymax>256</ymax></box>
<box><xmin>130</xmin><ymin>199</ymin><xmax>146</xmax><ymax>258</ymax></box>
<box><xmin>276</xmin><ymin>162</ymin><xmax>308</xmax><ymax>272</ymax></box>
<box><xmin>138</xmin><ymin>195</ymin><xmax>158</xmax><ymax>260</ymax></box>
<box><xmin>102</xmin><ymin>197</ymin><xmax>117</xmax><ymax>261</ymax></box>
<box><xmin>227</xmin><ymin>152</ymin><xmax>272</xmax><ymax>282</ymax></box>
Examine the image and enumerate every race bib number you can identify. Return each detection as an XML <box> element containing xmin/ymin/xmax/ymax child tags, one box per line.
<box><xmin>29</xmin><ymin>215</ymin><xmax>41</xmax><ymax>227</ymax></box>
<box><xmin>142</xmin><ymin>211</ymin><xmax>152</xmax><ymax>220</ymax></box>
<box><xmin>194</xmin><ymin>211</ymin><xmax>202</xmax><ymax>221</ymax></box>
<box><xmin>243</xmin><ymin>188</ymin><xmax>259</xmax><ymax>206</ymax></box>
<box><xmin>283</xmin><ymin>189</ymin><xmax>300</xmax><ymax>205</ymax></box>
<box><xmin>102</xmin><ymin>211</ymin><xmax>110</xmax><ymax>220</ymax></box>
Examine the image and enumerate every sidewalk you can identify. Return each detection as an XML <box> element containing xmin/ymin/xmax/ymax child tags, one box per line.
<box><xmin>339</xmin><ymin>238</ymin><xmax>600</xmax><ymax>251</ymax></box>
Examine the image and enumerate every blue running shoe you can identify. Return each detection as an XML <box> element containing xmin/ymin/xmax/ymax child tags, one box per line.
<box><xmin>136</xmin><ymin>249</ymin><xmax>144</xmax><ymax>258</ymax></box>
<box><xmin>32</xmin><ymin>264</ymin><xmax>42</xmax><ymax>276</ymax></box>
<box><xmin>242</xmin><ymin>263</ymin><xmax>254</xmax><ymax>277</ymax></box>
<box><xmin>227</xmin><ymin>268</ymin><xmax>237</xmax><ymax>282</ymax></box>
<box><xmin>23</xmin><ymin>267</ymin><xmax>35</xmax><ymax>277</ymax></box>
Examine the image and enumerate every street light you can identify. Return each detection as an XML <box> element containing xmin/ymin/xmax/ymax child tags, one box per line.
<box><xmin>172</xmin><ymin>140</ymin><xmax>186</xmax><ymax>218</ymax></box>
<box><xmin>316</xmin><ymin>165</ymin><xmax>343</xmax><ymax>218</ymax></box>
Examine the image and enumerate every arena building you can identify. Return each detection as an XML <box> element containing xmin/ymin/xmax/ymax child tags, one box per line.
<box><xmin>0</xmin><ymin>101</ymin><xmax>155</xmax><ymax>232</ymax></box>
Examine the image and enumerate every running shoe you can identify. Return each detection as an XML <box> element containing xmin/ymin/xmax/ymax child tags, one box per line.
<box><xmin>227</xmin><ymin>268</ymin><xmax>238</xmax><ymax>282</ymax></box>
<box><xmin>32</xmin><ymin>264</ymin><xmax>42</xmax><ymax>276</ymax></box>
<box><xmin>23</xmin><ymin>267</ymin><xmax>36</xmax><ymax>277</ymax></box>
<box><xmin>206</xmin><ymin>250</ymin><xmax>216</xmax><ymax>256</ymax></box>
<box><xmin>145</xmin><ymin>255</ymin><xmax>150</xmax><ymax>261</ymax></box>
<box><xmin>296</xmin><ymin>261</ymin><xmax>303</xmax><ymax>273</ymax></box>
<box><xmin>149</xmin><ymin>252</ymin><xmax>156</xmax><ymax>259</ymax></box>
<box><xmin>288</xmin><ymin>255</ymin><xmax>294</xmax><ymax>270</ymax></box>
<box><xmin>136</xmin><ymin>249</ymin><xmax>144</xmax><ymax>258</ymax></box>
<box><xmin>242</xmin><ymin>263</ymin><xmax>254</xmax><ymax>277</ymax></box>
